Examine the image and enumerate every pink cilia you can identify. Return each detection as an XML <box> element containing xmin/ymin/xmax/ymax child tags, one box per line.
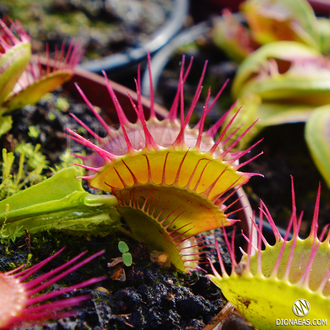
<box><xmin>0</xmin><ymin>247</ymin><xmax>105</xmax><ymax>329</ymax></box>
<box><xmin>66</xmin><ymin>54</ymin><xmax>262</xmax><ymax>272</ymax></box>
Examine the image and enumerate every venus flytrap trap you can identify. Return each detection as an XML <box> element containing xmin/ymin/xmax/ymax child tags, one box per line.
<box><xmin>208</xmin><ymin>177</ymin><xmax>330</xmax><ymax>330</ymax></box>
<box><xmin>0</xmin><ymin>17</ymin><xmax>83</xmax><ymax>136</ymax></box>
<box><xmin>0</xmin><ymin>54</ymin><xmax>261</xmax><ymax>272</ymax></box>
<box><xmin>66</xmin><ymin>54</ymin><xmax>262</xmax><ymax>272</ymax></box>
<box><xmin>241</xmin><ymin>0</ymin><xmax>321</xmax><ymax>51</ymax></box>
<box><xmin>220</xmin><ymin>40</ymin><xmax>330</xmax><ymax>185</ymax></box>
<box><xmin>220</xmin><ymin>41</ymin><xmax>328</xmax><ymax>149</ymax></box>
<box><xmin>0</xmin><ymin>40</ymin><xmax>261</xmax><ymax>273</ymax></box>
<box><xmin>212</xmin><ymin>0</ymin><xmax>330</xmax><ymax>63</ymax></box>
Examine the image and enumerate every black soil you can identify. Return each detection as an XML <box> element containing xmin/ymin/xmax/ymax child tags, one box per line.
<box><xmin>0</xmin><ymin>231</ymin><xmax>225</xmax><ymax>330</ymax></box>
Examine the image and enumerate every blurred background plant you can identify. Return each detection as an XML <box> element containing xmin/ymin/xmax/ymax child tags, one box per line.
<box><xmin>0</xmin><ymin>0</ymin><xmax>173</xmax><ymax>61</ymax></box>
<box><xmin>212</xmin><ymin>0</ymin><xmax>330</xmax><ymax>188</ymax></box>
<box><xmin>0</xmin><ymin>17</ymin><xmax>83</xmax><ymax>138</ymax></box>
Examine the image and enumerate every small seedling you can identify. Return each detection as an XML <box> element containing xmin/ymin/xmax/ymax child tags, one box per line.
<box><xmin>118</xmin><ymin>241</ymin><xmax>133</xmax><ymax>267</ymax></box>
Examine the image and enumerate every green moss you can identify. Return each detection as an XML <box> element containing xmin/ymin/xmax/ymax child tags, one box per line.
<box><xmin>15</xmin><ymin>143</ymin><xmax>48</xmax><ymax>170</ymax></box>
<box><xmin>27</xmin><ymin>125</ymin><xmax>41</xmax><ymax>138</ymax></box>
<box><xmin>55</xmin><ymin>97</ymin><xmax>70</xmax><ymax>112</ymax></box>
<box><xmin>0</xmin><ymin>148</ymin><xmax>45</xmax><ymax>200</ymax></box>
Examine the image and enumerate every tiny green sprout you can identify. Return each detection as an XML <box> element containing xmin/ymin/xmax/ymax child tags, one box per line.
<box><xmin>118</xmin><ymin>241</ymin><xmax>133</xmax><ymax>267</ymax></box>
<box><xmin>118</xmin><ymin>241</ymin><xmax>129</xmax><ymax>254</ymax></box>
<box><xmin>47</xmin><ymin>112</ymin><xmax>56</xmax><ymax>121</ymax></box>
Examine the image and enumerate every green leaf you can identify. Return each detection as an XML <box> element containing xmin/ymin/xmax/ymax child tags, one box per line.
<box><xmin>122</xmin><ymin>252</ymin><xmax>132</xmax><ymax>267</ymax></box>
<box><xmin>232</xmin><ymin>41</ymin><xmax>320</xmax><ymax>100</ymax></box>
<box><xmin>256</xmin><ymin>102</ymin><xmax>314</xmax><ymax>126</ymax></box>
<box><xmin>118</xmin><ymin>241</ymin><xmax>129</xmax><ymax>253</ymax></box>
<box><xmin>0</xmin><ymin>167</ymin><xmax>121</xmax><ymax>237</ymax></box>
<box><xmin>305</xmin><ymin>105</ymin><xmax>330</xmax><ymax>187</ymax></box>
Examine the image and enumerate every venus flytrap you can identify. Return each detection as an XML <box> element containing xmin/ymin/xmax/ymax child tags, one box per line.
<box><xmin>0</xmin><ymin>17</ymin><xmax>83</xmax><ymax>136</ymax></box>
<box><xmin>1</xmin><ymin>54</ymin><xmax>261</xmax><ymax>273</ymax></box>
<box><xmin>211</xmin><ymin>0</ymin><xmax>330</xmax><ymax>187</ymax></box>
<box><xmin>208</xmin><ymin>177</ymin><xmax>330</xmax><ymax>330</ymax></box>
<box><xmin>220</xmin><ymin>41</ymin><xmax>324</xmax><ymax>149</ymax></box>
<box><xmin>0</xmin><ymin>20</ymin><xmax>261</xmax><ymax>272</ymax></box>
<box><xmin>212</xmin><ymin>0</ymin><xmax>330</xmax><ymax>63</ymax></box>
<box><xmin>220</xmin><ymin>40</ymin><xmax>330</xmax><ymax>185</ymax></box>
<box><xmin>66</xmin><ymin>55</ymin><xmax>261</xmax><ymax>272</ymax></box>
<box><xmin>241</xmin><ymin>0</ymin><xmax>321</xmax><ymax>51</ymax></box>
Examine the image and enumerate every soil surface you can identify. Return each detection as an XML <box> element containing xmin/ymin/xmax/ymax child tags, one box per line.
<box><xmin>0</xmin><ymin>231</ymin><xmax>225</xmax><ymax>330</ymax></box>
